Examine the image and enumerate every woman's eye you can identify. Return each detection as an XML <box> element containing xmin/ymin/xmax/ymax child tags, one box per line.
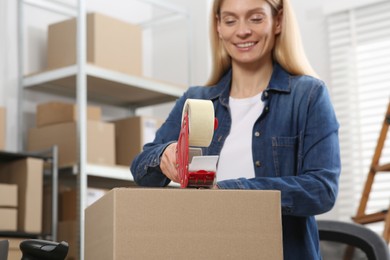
<box><xmin>250</xmin><ymin>16</ymin><xmax>263</xmax><ymax>23</ymax></box>
<box><xmin>223</xmin><ymin>17</ymin><xmax>237</xmax><ymax>25</ymax></box>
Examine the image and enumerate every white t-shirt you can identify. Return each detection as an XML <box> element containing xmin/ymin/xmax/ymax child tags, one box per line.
<box><xmin>216</xmin><ymin>92</ymin><xmax>264</xmax><ymax>182</ymax></box>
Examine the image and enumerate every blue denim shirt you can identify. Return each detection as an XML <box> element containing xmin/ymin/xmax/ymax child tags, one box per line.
<box><xmin>131</xmin><ymin>63</ymin><xmax>341</xmax><ymax>260</ymax></box>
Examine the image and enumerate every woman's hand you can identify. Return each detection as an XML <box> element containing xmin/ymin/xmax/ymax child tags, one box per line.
<box><xmin>160</xmin><ymin>142</ymin><xmax>180</xmax><ymax>183</ymax></box>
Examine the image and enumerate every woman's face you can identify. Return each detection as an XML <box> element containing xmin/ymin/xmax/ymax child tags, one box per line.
<box><xmin>217</xmin><ymin>0</ymin><xmax>281</xmax><ymax>67</ymax></box>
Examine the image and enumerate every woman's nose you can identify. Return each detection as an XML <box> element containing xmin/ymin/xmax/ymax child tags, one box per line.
<box><xmin>236</xmin><ymin>22</ymin><xmax>252</xmax><ymax>38</ymax></box>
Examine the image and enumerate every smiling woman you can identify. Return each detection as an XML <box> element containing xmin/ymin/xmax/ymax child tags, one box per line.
<box><xmin>216</xmin><ymin>0</ymin><xmax>281</xmax><ymax>97</ymax></box>
<box><xmin>207</xmin><ymin>0</ymin><xmax>317</xmax><ymax>87</ymax></box>
<box><xmin>130</xmin><ymin>0</ymin><xmax>341</xmax><ymax>259</ymax></box>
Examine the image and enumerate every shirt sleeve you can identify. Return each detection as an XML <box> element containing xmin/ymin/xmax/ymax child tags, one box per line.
<box><xmin>217</xmin><ymin>82</ymin><xmax>341</xmax><ymax>217</ymax></box>
<box><xmin>130</xmin><ymin>91</ymin><xmax>188</xmax><ymax>187</ymax></box>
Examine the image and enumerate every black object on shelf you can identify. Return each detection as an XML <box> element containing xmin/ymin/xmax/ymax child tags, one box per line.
<box><xmin>20</xmin><ymin>239</ymin><xmax>68</xmax><ymax>260</ymax></box>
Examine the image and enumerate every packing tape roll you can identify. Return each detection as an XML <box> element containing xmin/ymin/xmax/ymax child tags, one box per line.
<box><xmin>182</xmin><ymin>99</ymin><xmax>214</xmax><ymax>147</ymax></box>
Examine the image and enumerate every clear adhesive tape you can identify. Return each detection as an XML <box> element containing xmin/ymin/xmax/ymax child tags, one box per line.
<box><xmin>182</xmin><ymin>99</ymin><xmax>215</xmax><ymax>147</ymax></box>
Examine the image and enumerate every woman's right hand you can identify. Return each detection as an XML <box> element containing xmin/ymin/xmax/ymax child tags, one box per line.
<box><xmin>160</xmin><ymin>142</ymin><xmax>180</xmax><ymax>183</ymax></box>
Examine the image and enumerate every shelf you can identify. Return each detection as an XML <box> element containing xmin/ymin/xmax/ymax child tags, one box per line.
<box><xmin>59</xmin><ymin>163</ymin><xmax>179</xmax><ymax>187</ymax></box>
<box><xmin>86</xmin><ymin>164</ymin><xmax>133</xmax><ymax>181</ymax></box>
<box><xmin>23</xmin><ymin>65</ymin><xmax>185</xmax><ymax>107</ymax></box>
<box><xmin>0</xmin><ymin>150</ymin><xmax>49</xmax><ymax>163</ymax></box>
<box><xmin>0</xmin><ymin>231</ymin><xmax>40</xmax><ymax>239</ymax></box>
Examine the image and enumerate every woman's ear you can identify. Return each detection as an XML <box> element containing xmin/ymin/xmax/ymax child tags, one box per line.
<box><xmin>275</xmin><ymin>9</ymin><xmax>283</xmax><ymax>35</ymax></box>
<box><xmin>216</xmin><ymin>14</ymin><xmax>222</xmax><ymax>38</ymax></box>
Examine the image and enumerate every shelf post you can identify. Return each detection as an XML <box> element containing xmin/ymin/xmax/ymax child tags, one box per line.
<box><xmin>51</xmin><ymin>145</ymin><xmax>59</xmax><ymax>241</ymax></box>
<box><xmin>76</xmin><ymin>0</ymin><xmax>87</xmax><ymax>259</ymax></box>
<box><xmin>17</xmin><ymin>0</ymin><xmax>25</xmax><ymax>152</ymax></box>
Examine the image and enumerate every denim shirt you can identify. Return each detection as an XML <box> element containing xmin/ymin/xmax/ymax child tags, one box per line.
<box><xmin>131</xmin><ymin>63</ymin><xmax>341</xmax><ymax>260</ymax></box>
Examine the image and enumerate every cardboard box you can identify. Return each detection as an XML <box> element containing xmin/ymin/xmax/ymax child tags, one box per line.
<box><xmin>85</xmin><ymin>188</ymin><xmax>283</xmax><ymax>260</ymax></box>
<box><xmin>0</xmin><ymin>208</ymin><xmax>17</xmax><ymax>231</ymax></box>
<box><xmin>36</xmin><ymin>102</ymin><xmax>101</xmax><ymax>128</ymax></box>
<box><xmin>0</xmin><ymin>158</ymin><xmax>43</xmax><ymax>233</ymax></box>
<box><xmin>0</xmin><ymin>107</ymin><xmax>5</xmax><ymax>150</ymax></box>
<box><xmin>113</xmin><ymin>116</ymin><xmax>163</xmax><ymax>166</ymax></box>
<box><xmin>60</xmin><ymin>188</ymin><xmax>108</xmax><ymax>221</ymax></box>
<box><xmin>28</xmin><ymin>121</ymin><xmax>115</xmax><ymax>167</ymax></box>
<box><xmin>58</xmin><ymin>220</ymin><xmax>77</xmax><ymax>260</ymax></box>
<box><xmin>47</xmin><ymin>12</ymin><xmax>142</xmax><ymax>76</ymax></box>
<box><xmin>0</xmin><ymin>183</ymin><xmax>17</xmax><ymax>207</ymax></box>
<box><xmin>3</xmin><ymin>238</ymin><xmax>24</xmax><ymax>260</ymax></box>
<box><xmin>42</xmin><ymin>184</ymin><xmax>71</xmax><ymax>234</ymax></box>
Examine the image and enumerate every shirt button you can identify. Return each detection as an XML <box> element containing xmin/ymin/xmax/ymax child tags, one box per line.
<box><xmin>265</xmin><ymin>106</ymin><xmax>269</xmax><ymax>112</ymax></box>
<box><xmin>254</xmin><ymin>131</ymin><xmax>261</xmax><ymax>137</ymax></box>
<box><xmin>264</xmin><ymin>92</ymin><xmax>269</xmax><ymax>98</ymax></box>
<box><xmin>255</xmin><ymin>161</ymin><xmax>261</xmax><ymax>167</ymax></box>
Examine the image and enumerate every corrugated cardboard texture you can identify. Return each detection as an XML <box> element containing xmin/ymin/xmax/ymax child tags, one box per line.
<box><xmin>85</xmin><ymin>188</ymin><xmax>283</xmax><ymax>260</ymax></box>
<box><xmin>0</xmin><ymin>107</ymin><xmax>5</xmax><ymax>150</ymax></box>
<box><xmin>28</xmin><ymin>121</ymin><xmax>115</xmax><ymax>167</ymax></box>
<box><xmin>0</xmin><ymin>183</ymin><xmax>17</xmax><ymax>207</ymax></box>
<box><xmin>47</xmin><ymin>12</ymin><xmax>142</xmax><ymax>76</ymax></box>
<box><xmin>0</xmin><ymin>158</ymin><xmax>43</xmax><ymax>233</ymax></box>
<box><xmin>113</xmin><ymin>116</ymin><xmax>163</xmax><ymax>166</ymax></box>
<box><xmin>36</xmin><ymin>102</ymin><xmax>101</xmax><ymax>127</ymax></box>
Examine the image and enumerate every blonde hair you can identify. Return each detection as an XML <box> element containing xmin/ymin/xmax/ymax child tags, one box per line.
<box><xmin>206</xmin><ymin>0</ymin><xmax>318</xmax><ymax>86</ymax></box>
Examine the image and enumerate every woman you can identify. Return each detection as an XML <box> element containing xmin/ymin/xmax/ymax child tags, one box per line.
<box><xmin>131</xmin><ymin>0</ymin><xmax>340</xmax><ymax>259</ymax></box>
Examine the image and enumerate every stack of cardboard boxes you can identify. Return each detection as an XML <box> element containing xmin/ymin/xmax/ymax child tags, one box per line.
<box><xmin>0</xmin><ymin>159</ymin><xmax>44</xmax><ymax>233</ymax></box>
<box><xmin>28</xmin><ymin>102</ymin><xmax>115</xmax><ymax>167</ymax></box>
<box><xmin>27</xmin><ymin>101</ymin><xmax>163</xmax><ymax>168</ymax></box>
<box><xmin>0</xmin><ymin>183</ymin><xmax>18</xmax><ymax>231</ymax></box>
<box><xmin>0</xmin><ymin>158</ymin><xmax>44</xmax><ymax>260</ymax></box>
<box><xmin>26</xmin><ymin>101</ymin><xmax>163</xmax><ymax>260</ymax></box>
<box><xmin>1</xmin><ymin>106</ymin><xmax>45</xmax><ymax>260</ymax></box>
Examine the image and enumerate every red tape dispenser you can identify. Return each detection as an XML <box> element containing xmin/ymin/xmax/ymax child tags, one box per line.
<box><xmin>176</xmin><ymin>99</ymin><xmax>219</xmax><ymax>188</ymax></box>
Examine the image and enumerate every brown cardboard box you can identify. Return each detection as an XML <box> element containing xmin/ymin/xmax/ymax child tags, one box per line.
<box><xmin>113</xmin><ymin>116</ymin><xmax>163</xmax><ymax>166</ymax></box>
<box><xmin>4</xmin><ymin>238</ymin><xmax>24</xmax><ymax>260</ymax></box>
<box><xmin>0</xmin><ymin>158</ymin><xmax>43</xmax><ymax>233</ymax></box>
<box><xmin>85</xmin><ymin>188</ymin><xmax>283</xmax><ymax>260</ymax></box>
<box><xmin>60</xmin><ymin>188</ymin><xmax>108</xmax><ymax>221</ymax></box>
<box><xmin>36</xmin><ymin>102</ymin><xmax>101</xmax><ymax>128</ymax></box>
<box><xmin>47</xmin><ymin>12</ymin><xmax>142</xmax><ymax>76</ymax></box>
<box><xmin>42</xmin><ymin>184</ymin><xmax>71</xmax><ymax>234</ymax></box>
<box><xmin>58</xmin><ymin>220</ymin><xmax>77</xmax><ymax>260</ymax></box>
<box><xmin>0</xmin><ymin>183</ymin><xmax>17</xmax><ymax>207</ymax></box>
<box><xmin>0</xmin><ymin>208</ymin><xmax>17</xmax><ymax>231</ymax></box>
<box><xmin>28</xmin><ymin>121</ymin><xmax>115</xmax><ymax>167</ymax></box>
<box><xmin>0</xmin><ymin>107</ymin><xmax>5</xmax><ymax>150</ymax></box>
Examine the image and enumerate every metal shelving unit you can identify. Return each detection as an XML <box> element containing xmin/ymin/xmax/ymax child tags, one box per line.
<box><xmin>23</xmin><ymin>65</ymin><xmax>184</xmax><ymax>107</ymax></box>
<box><xmin>17</xmin><ymin>0</ymin><xmax>189</xmax><ymax>258</ymax></box>
<box><xmin>0</xmin><ymin>146</ymin><xmax>58</xmax><ymax>241</ymax></box>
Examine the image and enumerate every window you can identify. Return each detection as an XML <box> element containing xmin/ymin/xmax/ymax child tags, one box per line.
<box><xmin>327</xmin><ymin>1</ymin><xmax>390</xmax><ymax>233</ymax></box>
